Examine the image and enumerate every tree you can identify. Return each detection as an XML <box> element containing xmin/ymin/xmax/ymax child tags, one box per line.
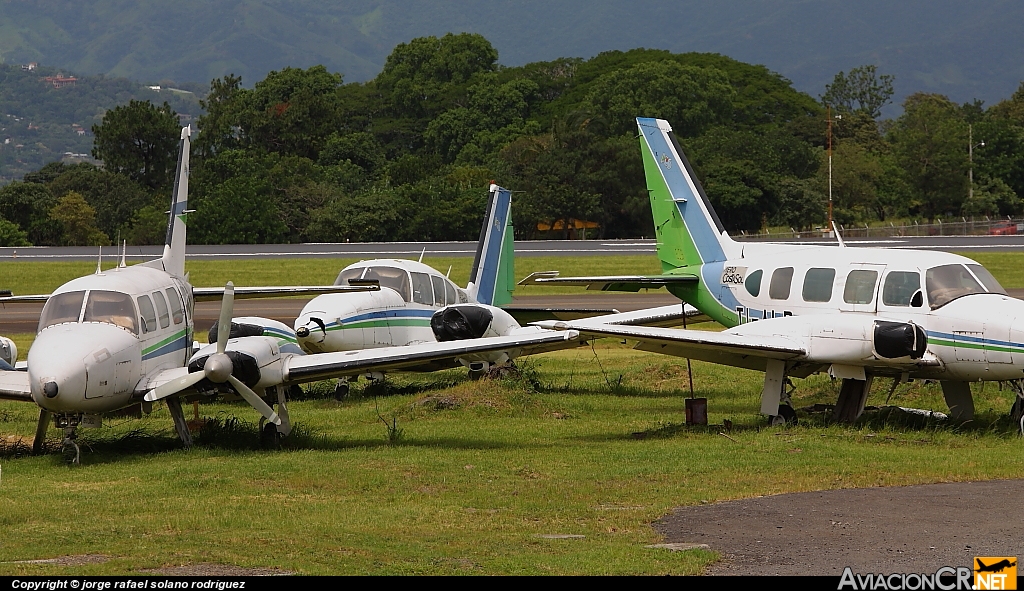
<box><xmin>0</xmin><ymin>181</ymin><xmax>59</xmax><ymax>245</ymax></box>
<box><xmin>888</xmin><ymin>93</ymin><xmax>969</xmax><ymax>219</ymax></box>
<box><xmin>47</xmin><ymin>166</ymin><xmax>151</xmax><ymax>240</ymax></box>
<box><xmin>822</xmin><ymin>65</ymin><xmax>895</xmax><ymax>119</ymax></box>
<box><xmin>0</xmin><ymin>217</ymin><xmax>30</xmax><ymax>246</ymax></box>
<box><xmin>50</xmin><ymin>191</ymin><xmax>110</xmax><ymax>246</ymax></box>
<box><xmin>585</xmin><ymin>60</ymin><xmax>734</xmax><ymax>138</ymax></box>
<box><xmin>92</xmin><ymin>99</ymin><xmax>181</xmax><ymax>191</ymax></box>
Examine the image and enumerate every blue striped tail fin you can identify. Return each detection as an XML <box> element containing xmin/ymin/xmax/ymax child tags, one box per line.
<box><xmin>467</xmin><ymin>184</ymin><xmax>514</xmax><ymax>306</ymax></box>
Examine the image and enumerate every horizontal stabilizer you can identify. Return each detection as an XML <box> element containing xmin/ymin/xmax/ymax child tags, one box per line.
<box><xmin>518</xmin><ymin>271</ymin><xmax>698</xmax><ymax>292</ymax></box>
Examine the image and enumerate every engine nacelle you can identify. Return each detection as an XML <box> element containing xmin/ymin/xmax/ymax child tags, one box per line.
<box><xmin>0</xmin><ymin>336</ymin><xmax>16</xmax><ymax>369</ymax></box>
<box><xmin>189</xmin><ymin>316</ymin><xmax>296</xmax><ymax>392</ymax></box>
<box><xmin>430</xmin><ymin>304</ymin><xmax>521</xmax><ymax>341</ymax></box>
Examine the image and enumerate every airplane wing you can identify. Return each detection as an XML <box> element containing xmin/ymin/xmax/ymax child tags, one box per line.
<box><xmin>0</xmin><ymin>293</ymin><xmax>51</xmax><ymax>304</ymax></box>
<box><xmin>0</xmin><ymin>370</ymin><xmax>33</xmax><ymax>402</ymax></box>
<box><xmin>283</xmin><ymin>330</ymin><xmax>579</xmax><ymax>384</ymax></box>
<box><xmin>588</xmin><ymin>304</ymin><xmax>709</xmax><ymax>327</ymax></box>
<box><xmin>502</xmin><ymin>307</ymin><xmax>620</xmax><ymax>324</ymax></box>
<box><xmin>518</xmin><ymin>271</ymin><xmax>698</xmax><ymax>292</ymax></box>
<box><xmin>192</xmin><ymin>284</ymin><xmax>379</xmax><ymax>302</ymax></box>
<box><xmin>534</xmin><ymin>320</ymin><xmax>807</xmax><ymax>372</ymax></box>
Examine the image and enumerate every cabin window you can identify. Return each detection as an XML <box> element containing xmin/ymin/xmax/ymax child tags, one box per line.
<box><xmin>137</xmin><ymin>295</ymin><xmax>158</xmax><ymax>334</ymax></box>
<box><xmin>769</xmin><ymin>267</ymin><xmax>794</xmax><ymax>300</ymax></box>
<box><xmin>360</xmin><ymin>266</ymin><xmax>412</xmax><ymax>302</ymax></box>
<box><xmin>882</xmin><ymin>272</ymin><xmax>921</xmax><ymax>307</ymax></box>
<box><xmin>411</xmin><ymin>272</ymin><xmax>433</xmax><ymax>305</ymax></box>
<box><xmin>430</xmin><ymin>276</ymin><xmax>446</xmax><ymax>307</ymax></box>
<box><xmin>335</xmin><ymin>267</ymin><xmax>365</xmax><ymax>286</ymax></box>
<box><xmin>38</xmin><ymin>290</ymin><xmax>86</xmax><ymax>331</ymax></box>
<box><xmin>152</xmin><ymin>291</ymin><xmax>170</xmax><ymax>329</ymax></box>
<box><xmin>165</xmin><ymin>288</ymin><xmax>184</xmax><ymax>325</ymax></box>
<box><xmin>444</xmin><ymin>280</ymin><xmax>456</xmax><ymax>306</ymax></box>
<box><xmin>745</xmin><ymin>270</ymin><xmax>763</xmax><ymax>297</ymax></box>
<box><xmin>966</xmin><ymin>264</ymin><xmax>1007</xmax><ymax>295</ymax></box>
<box><xmin>843</xmin><ymin>270</ymin><xmax>879</xmax><ymax>305</ymax></box>
<box><xmin>802</xmin><ymin>268</ymin><xmax>836</xmax><ymax>302</ymax></box>
<box><xmin>926</xmin><ymin>264</ymin><xmax>985</xmax><ymax>308</ymax></box>
<box><xmin>83</xmin><ymin>290</ymin><xmax>137</xmax><ymax>334</ymax></box>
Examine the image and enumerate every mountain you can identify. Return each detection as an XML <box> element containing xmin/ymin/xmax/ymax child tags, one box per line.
<box><xmin>0</xmin><ymin>62</ymin><xmax>201</xmax><ymax>182</ymax></box>
<box><xmin>1</xmin><ymin>1</ymin><xmax>1021</xmax><ymax>113</ymax></box>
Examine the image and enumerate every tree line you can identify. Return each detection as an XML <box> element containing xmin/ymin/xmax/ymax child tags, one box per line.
<box><xmin>3</xmin><ymin>33</ymin><xmax>1024</xmax><ymax>247</ymax></box>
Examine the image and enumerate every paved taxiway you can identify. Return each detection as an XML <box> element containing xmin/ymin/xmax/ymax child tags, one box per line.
<box><xmin>656</xmin><ymin>479</ymin><xmax>1024</xmax><ymax>575</ymax></box>
<box><xmin>1</xmin><ymin>233</ymin><xmax>1023</xmax><ymax>262</ymax></box>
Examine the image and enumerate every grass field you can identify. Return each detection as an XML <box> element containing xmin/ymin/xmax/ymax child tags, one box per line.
<box><xmin>1</xmin><ymin>251</ymin><xmax>1023</xmax><ymax>575</ymax></box>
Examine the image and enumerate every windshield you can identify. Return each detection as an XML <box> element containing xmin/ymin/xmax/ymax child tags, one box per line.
<box><xmin>83</xmin><ymin>290</ymin><xmax>138</xmax><ymax>334</ymax></box>
<box><xmin>926</xmin><ymin>264</ymin><xmax>986</xmax><ymax>308</ymax></box>
<box><xmin>39</xmin><ymin>290</ymin><xmax>85</xmax><ymax>331</ymax></box>
<box><xmin>336</xmin><ymin>266</ymin><xmax>412</xmax><ymax>302</ymax></box>
<box><xmin>966</xmin><ymin>264</ymin><xmax>1007</xmax><ymax>295</ymax></box>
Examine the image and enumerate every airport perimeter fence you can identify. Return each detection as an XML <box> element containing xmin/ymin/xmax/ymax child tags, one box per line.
<box><xmin>731</xmin><ymin>217</ymin><xmax>1024</xmax><ymax>241</ymax></box>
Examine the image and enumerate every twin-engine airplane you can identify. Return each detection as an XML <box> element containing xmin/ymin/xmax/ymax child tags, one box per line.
<box><xmin>525</xmin><ymin>117</ymin><xmax>1024</xmax><ymax>426</ymax></box>
<box><xmin>293</xmin><ymin>183</ymin><xmax>695</xmax><ymax>398</ymax></box>
<box><xmin>0</xmin><ymin>127</ymin><xmax>579</xmax><ymax>463</ymax></box>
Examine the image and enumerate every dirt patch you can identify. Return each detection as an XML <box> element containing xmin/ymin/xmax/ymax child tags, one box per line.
<box><xmin>654</xmin><ymin>479</ymin><xmax>1024</xmax><ymax>575</ymax></box>
<box><xmin>7</xmin><ymin>555</ymin><xmax>110</xmax><ymax>566</ymax></box>
<box><xmin>140</xmin><ymin>564</ymin><xmax>292</xmax><ymax>576</ymax></box>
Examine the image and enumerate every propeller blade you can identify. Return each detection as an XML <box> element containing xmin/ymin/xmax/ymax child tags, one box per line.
<box><xmin>145</xmin><ymin>371</ymin><xmax>206</xmax><ymax>402</ymax></box>
<box><xmin>226</xmin><ymin>374</ymin><xmax>281</xmax><ymax>425</ymax></box>
<box><xmin>217</xmin><ymin>281</ymin><xmax>235</xmax><ymax>355</ymax></box>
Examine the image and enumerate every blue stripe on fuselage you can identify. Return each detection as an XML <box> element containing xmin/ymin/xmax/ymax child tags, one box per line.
<box><xmin>142</xmin><ymin>334</ymin><xmax>188</xmax><ymax>360</ymax></box>
<box><xmin>637</xmin><ymin>118</ymin><xmax>725</xmax><ymax>264</ymax></box>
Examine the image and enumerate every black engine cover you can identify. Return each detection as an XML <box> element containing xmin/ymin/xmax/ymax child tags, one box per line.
<box><xmin>874</xmin><ymin>321</ymin><xmax>927</xmax><ymax>359</ymax></box>
<box><xmin>431</xmin><ymin>306</ymin><xmax>493</xmax><ymax>341</ymax></box>
<box><xmin>188</xmin><ymin>350</ymin><xmax>262</xmax><ymax>388</ymax></box>
<box><xmin>207</xmin><ymin>321</ymin><xmax>264</xmax><ymax>344</ymax></box>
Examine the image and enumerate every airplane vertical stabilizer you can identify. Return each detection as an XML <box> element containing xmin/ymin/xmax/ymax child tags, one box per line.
<box><xmin>159</xmin><ymin>126</ymin><xmax>191</xmax><ymax>277</ymax></box>
<box><xmin>466</xmin><ymin>184</ymin><xmax>514</xmax><ymax>306</ymax></box>
<box><xmin>637</xmin><ymin>117</ymin><xmax>737</xmax><ymax>270</ymax></box>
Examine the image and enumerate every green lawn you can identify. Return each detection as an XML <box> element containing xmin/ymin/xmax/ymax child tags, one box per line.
<box><xmin>1</xmin><ymin>251</ymin><xmax>1023</xmax><ymax>574</ymax></box>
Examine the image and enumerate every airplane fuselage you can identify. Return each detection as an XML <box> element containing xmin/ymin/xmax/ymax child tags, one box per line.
<box><xmin>28</xmin><ymin>264</ymin><xmax>194</xmax><ymax>415</ymax></box>
<box><xmin>671</xmin><ymin>242</ymin><xmax>1024</xmax><ymax>382</ymax></box>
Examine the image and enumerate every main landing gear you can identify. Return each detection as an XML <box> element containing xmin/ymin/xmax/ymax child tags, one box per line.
<box><xmin>762</xmin><ymin>360</ymin><xmax>798</xmax><ymax>426</ymax></box>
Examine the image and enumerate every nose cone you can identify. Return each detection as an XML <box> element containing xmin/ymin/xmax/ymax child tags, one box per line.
<box><xmin>28</xmin><ymin>324</ymin><xmax>137</xmax><ymax>412</ymax></box>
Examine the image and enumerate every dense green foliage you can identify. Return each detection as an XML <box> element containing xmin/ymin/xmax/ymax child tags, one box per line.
<box><xmin>4</xmin><ymin>33</ymin><xmax>1024</xmax><ymax>245</ymax></box>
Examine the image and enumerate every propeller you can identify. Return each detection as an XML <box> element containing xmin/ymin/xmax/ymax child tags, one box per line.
<box><xmin>146</xmin><ymin>281</ymin><xmax>281</xmax><ymax>425</ymax></box>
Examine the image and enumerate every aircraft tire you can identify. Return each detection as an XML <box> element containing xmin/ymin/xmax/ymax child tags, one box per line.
<box><xmin>770</xmin><ymin>405</ymin><xmax>797</xmax><ymax>426</ymax></box>
<box><xmin>334</xmin><ymin>381</ymin><xmax>350</xmax><ymax>401</ymax></box>
<box><xmin>260</xmin><ymin>422</ymin><xmax>281</xmax><ymax>448</ymax></box>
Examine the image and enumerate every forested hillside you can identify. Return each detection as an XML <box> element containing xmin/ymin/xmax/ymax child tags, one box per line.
<box><xmin>0</xmin><ymin>63</ymin><xmax>201</xmax><ymax>181</ymax></box>
<box><xmin>1</xmin><ymin>1</ymin><xmax>1021</xmax><ymax>109</ymax></box>
<box><xmin>2</xmin><ymin>33</ymin><xmax>1024</xmax><ymax>247</ymax></box>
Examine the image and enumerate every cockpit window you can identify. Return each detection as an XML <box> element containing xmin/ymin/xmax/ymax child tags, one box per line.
<box><xmin>336</xmin><ymin>266</ymin><xmax>412</xmax><ymax>302</ymax></box>
<box><xmin>83</xmin><ymin>290</ymin><xmax>138</xmax><ymax>334</ymax></box>
<box><xmin>966</xmin><ymin>264</ymin><xmax>1007</xmax><ymax>295</ymax></box>
<box><xmin>926</xmin><ymin>264</ymin><xmax>985</xmax><ymax>308</ymax></box>
<box><xmin>39</xmin><ymin>290</ymin><xmax>85</xmax><ymax>331</ymax></box>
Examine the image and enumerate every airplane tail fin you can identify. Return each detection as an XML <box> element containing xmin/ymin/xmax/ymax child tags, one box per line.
<box><xmin>160</xmin><ymin>126</ymin><xmax>192</xmax><ymax>277</ymax></box>
<box><xmin>466</xmin><ymin>184</ymin><xmax>514</xmax><ymax>306</ymax></box>
<box><xmin>637</xmin><ymin>117</ymin><xmax>735</xmax><ymax>271</ymax></box>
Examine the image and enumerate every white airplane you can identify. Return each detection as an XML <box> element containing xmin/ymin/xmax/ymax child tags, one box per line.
<box><xmin>524</xmin><ymin>117</ymin><xmax>1024</xmax><ymax>428</ymax></box>
<box><xmin>0</xmin><ymin>127</ymin><xmax>580</xmax><ymax>463</ymax></box>
<box><xmin>291</xmin><ymin>184</ymin><xmax>681</xmax><ymax>398</ymax></box>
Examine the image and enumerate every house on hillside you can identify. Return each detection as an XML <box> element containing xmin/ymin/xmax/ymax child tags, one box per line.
<box><xmin>21</xmin><ymin>62</ymin><xmax>37</xmax><ymax>71</ymax></box>
<box><xmin>43</xmin><ymin>74</ymin><xmax>77</xmax><ymax>88</ymax></box>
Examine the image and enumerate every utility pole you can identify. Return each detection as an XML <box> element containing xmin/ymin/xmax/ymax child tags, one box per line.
<box><xmin>968</xmin><ymin>124</ymin><xmax>984</xmax><ymax>202</ymax></box>
<box><xmin>826</xmin><ymin>108</ymin><xmax>841</xmax><ymax>235</ymax></box>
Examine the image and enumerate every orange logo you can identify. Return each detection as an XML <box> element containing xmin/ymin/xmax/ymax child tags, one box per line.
<box><xmin>974</xmin><ymin>557</ymin><xmax>1017</xmax><ymax>590</ymax></box>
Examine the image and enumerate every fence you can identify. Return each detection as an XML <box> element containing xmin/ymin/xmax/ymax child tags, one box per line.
<box><xmin>732</xmin><ymin>218</ymin><xmax>1024</xmax><ymax>240</ymax></box>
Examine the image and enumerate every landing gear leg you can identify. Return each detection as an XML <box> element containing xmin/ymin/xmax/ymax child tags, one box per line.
<box><xmin>769</xmin><ymin>379</ymin><xmax>798</xmax><ymax>426</ymax></box>
<box><xmin>32</xmin><ymin>409</ymin><xmax>51</xmax><ymax>455</ymax></box>
<box><xmin>762</xmin><ymin>359</ymin><xmax>797</xmax><ymax>425</ymax></box>
<box><xmin>1008</xmin><ymin>381</ymin><xmax>1024</xmax><ymax>435</ymax></box>
<box><xmin>61</xmin><ymin>427</ymin><xmax>79</xmax><ymax>465</ymax></box>
<box><xmin>334</xmin><ymin>379</ymin><xmax>350</xmax><ymax>401</ymax></box>
<box><xmin>274</xmin><ymin>386</ymin><xmax>291</xmax><ymax>437</ymax></box>
<box><xmin>166</xmin><ymin>396</ymin><xmax>193</xmax><ymax>448</ymax></box>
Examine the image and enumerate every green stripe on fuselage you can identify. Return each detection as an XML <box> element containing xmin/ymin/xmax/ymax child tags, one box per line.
<box><xmin>142</xmin><ymin>328</ymin><xmax>188</xmax><ymax>355</ymax></box>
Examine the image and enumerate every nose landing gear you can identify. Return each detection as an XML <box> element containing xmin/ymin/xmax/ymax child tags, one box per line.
<box><xmin>52</xmin><ymin>414</ymin><xmax>82</xmax><ymax>465</ymax></box>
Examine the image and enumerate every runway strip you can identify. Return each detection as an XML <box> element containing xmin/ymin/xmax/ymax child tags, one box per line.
<box><xmin>654</xmin><ymin>479</ymin><xmax>1024</xmax><ymax>575</ymax></box>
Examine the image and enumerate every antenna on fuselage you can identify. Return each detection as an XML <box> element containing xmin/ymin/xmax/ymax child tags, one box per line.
<box><xmin>831</xmin><ymin>221</ymin><xmax>846</xmax><ymax>248</ymax></box>
<box><xmin>119</xmin><ymin>240</ymin><xmax>127</xmax><ymax>268</ymax></box>
<box><xmin>95</xmin><ymin>246</ymin><xmax>104</xmax><ymax>275</ymax></box>
<box><xmin>418</xmin><ymin>247</ymin><xmax>426</xmax><ymax>263</ymax></box>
